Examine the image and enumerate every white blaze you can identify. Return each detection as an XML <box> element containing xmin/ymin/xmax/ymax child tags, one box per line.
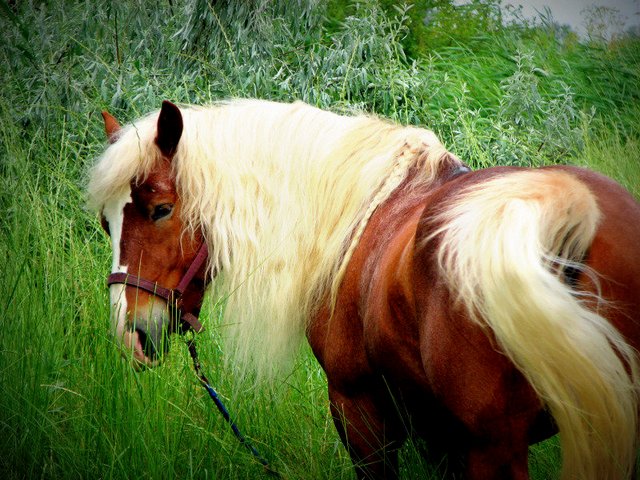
<box><xmin>102</xmin><ymin>185</ymin><xmax>132</xmax><ymax>340</ymax></box>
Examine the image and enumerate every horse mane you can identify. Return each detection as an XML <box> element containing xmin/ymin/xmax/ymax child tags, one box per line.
<box><xmin>89</xmin><ymin>99</ymin><xmax>453</xmax><ymax>379</ymax></box>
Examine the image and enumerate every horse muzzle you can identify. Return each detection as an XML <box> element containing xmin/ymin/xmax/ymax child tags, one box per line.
<box><xmin>111</xmin><ymin>293</ymin><xmax>172</xmax><ymax>368</ymax></box>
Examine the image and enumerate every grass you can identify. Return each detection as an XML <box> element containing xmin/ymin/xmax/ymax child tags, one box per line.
<box><xmin>0</xmin><ymin>0</ymin><xmax>638</xmax><ymax>478</ymax></box>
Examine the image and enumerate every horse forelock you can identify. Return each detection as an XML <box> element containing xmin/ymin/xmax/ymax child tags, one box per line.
<box><xmin>88</xmin><ymin>111</ymin><xmax>163</xmax><ymax>213</ymax></box>
<box><xmin>90</xmin><ymin>99</ymin><xmax>456</xmax><ymax>379</ymax></box>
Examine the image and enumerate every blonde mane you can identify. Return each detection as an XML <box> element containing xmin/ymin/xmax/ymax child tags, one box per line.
<box><xmin>89</xmin><ymin>99</ymin><xmax>453</xmax><ymax>379</ymax></box>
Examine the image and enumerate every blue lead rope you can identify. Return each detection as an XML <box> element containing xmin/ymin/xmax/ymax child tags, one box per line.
<box><xmin>186</xmin><ymin>340</ymin><xmax>279</xmax><ymax>477</ymax></box>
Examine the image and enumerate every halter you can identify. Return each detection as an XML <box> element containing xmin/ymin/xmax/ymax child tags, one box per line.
<box><xmin>107</xmin><ymin>242</ymin><xmax>209</xmax><ymax>333</ymax></box>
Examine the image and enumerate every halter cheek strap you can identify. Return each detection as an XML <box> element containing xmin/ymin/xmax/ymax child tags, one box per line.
<box><xmin>107</xmin><ymin>242</ymin><xmax>209</xmax><ymax>333</ymax></box>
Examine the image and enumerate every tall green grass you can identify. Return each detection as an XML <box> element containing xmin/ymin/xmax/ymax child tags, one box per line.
<box><xmin>1</xmin><ymin>1</ymin><xmax>638</xmax><ymax>478</ymax></box>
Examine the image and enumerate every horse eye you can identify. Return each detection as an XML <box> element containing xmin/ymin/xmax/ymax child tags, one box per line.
<box><xmin>151</xmin><ymin>203</ymin><xmax>174</xmax><ymax>221</ymax></box>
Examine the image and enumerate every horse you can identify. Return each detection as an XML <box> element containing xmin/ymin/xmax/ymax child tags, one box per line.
<box><xmin>88</xmin><ymin>99</ymin><xmax>640</xmax><ymax>479</ymax></box>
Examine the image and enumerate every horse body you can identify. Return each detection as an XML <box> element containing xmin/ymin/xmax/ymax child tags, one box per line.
<box><xmin>91</xmin><ymin>100</ymin><xmax>640</xmax><ymax>479</ymax></box>
<box><xmin>312</xmin><ymin>164</ymin><xmax>640</xmax><ymax>479</ymax></box>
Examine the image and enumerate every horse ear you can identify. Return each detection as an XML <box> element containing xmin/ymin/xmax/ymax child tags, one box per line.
<box><xmin>101</xmin><ymin>110</ymin><xmax>121</xmax><ymax>144</ymax></box>
<box><xmin>155</xmin><ymin>100</ymin><xmax>183</xmax><ymax>157</ymax></box>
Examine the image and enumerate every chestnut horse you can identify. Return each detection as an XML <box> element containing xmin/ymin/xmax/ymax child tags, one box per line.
<box><xmin>89</xmin><ymin>100</ymin><xmax>640</xmax><ymax>479</ymax></box>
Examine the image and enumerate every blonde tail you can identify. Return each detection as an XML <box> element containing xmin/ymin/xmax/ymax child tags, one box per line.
<box><xmin>435</xmin><ymin>170</ymin><xmax>638</xmax><ymax>479</ymax></box>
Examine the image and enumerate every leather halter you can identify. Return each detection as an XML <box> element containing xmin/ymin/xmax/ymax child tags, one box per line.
<box><xmin>107</xmin><ymin>242</ymin><xmax>209</xmax><ymax>333</ymax></box>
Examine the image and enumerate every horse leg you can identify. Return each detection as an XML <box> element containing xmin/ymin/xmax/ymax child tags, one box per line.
<box><xmin>329</xmin><ymin>385</ymin><xmax>404</xmax><ymax>480</ymax></box>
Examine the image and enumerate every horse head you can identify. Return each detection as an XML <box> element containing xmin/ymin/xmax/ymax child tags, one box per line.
<box><xmin>99</xmin><ymin>101</ymin><xmax>208</xmax><ymax>368</ymax></box>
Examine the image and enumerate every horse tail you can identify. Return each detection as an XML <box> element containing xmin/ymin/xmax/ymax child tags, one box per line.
<box><xmin>434</xmin><ymin>169</ymin><xmax>638</xmax><ymax>480</ymax></box>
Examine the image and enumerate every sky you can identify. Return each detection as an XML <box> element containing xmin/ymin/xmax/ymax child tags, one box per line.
<box><xmin>509</xmin><ymin>0</ymin><xmax>640</xmax><ymax>35</ymax></box>
<box><xmin>456</xmin><ymin>0</ymin><xmax>640</xmax><ymax>37</ymax></box>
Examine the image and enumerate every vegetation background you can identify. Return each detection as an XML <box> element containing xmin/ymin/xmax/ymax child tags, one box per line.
<box><xmin>1</xmin><ymin>0</ymin><xmax>638</xmax><ymax>478</ymax></box>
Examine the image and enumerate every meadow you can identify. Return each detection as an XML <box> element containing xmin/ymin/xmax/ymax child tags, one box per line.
<box><xmin>1</xmin><ymin>1</ymin><xmax>638</xmax><ymax>478</ymax></box>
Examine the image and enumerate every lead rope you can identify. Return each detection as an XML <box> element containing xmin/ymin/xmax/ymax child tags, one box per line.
<box><xmin>186</xmin><ymin>338</ymin><xmax>279</xmax><ymax>477</ymax></box>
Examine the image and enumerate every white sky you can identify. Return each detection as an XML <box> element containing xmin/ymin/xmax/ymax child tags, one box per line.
<box><xmin>510</xmin><ymin>0</ymin><xmax>639</xmax><ymax>33</ymax></box>
<box><xmin>456</xmin><ymin>0</ymin><xmax>640</xmax><ymax>36</ymax></box>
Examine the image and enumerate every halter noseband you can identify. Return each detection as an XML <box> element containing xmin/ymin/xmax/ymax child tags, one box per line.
<box><xmin>107</xmin><ymin>242</ymin><xmax>209</xmax><ymax>333</ymax></box>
